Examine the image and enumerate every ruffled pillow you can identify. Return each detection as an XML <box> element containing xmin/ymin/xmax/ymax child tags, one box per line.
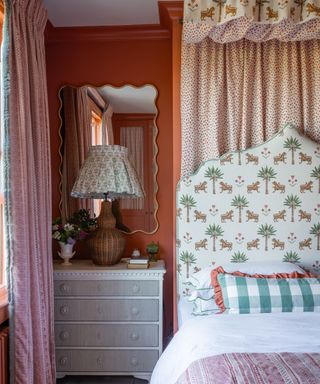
<box><xmin>211</xmin><ymin>266</ymin><xmax>315</xmax><ymax>313</ymax></box>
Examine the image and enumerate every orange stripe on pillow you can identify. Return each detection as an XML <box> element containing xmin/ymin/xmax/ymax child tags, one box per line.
<box><xmin>211</xmin><ymin>267</ymin><xmax>315</xmax><ymax>313</ymax></box>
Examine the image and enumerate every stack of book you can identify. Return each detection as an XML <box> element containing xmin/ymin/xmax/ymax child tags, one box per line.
<box><xmin>127</xmin><ymin>257</ymin><xmax>150</xmax><ymax>269</ymax></box>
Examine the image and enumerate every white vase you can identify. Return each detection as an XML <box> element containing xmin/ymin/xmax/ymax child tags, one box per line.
<box><xmin>58</xmin><ymin>242</ymin><xmax>75</xmax><ymax>266</ymax></box>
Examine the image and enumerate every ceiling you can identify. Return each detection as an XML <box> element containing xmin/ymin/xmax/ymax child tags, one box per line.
<box><xmin>43</xmin><ymin>0</ymin><xmax>177</xmax><ymax>27</ymax></box>
<box><xmin>97</xmin><ymin>85</ymin><xmax>157</xmax><ymax>114</ymax></box>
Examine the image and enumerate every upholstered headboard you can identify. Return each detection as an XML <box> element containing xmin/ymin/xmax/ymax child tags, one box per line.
<box><xmin>176</xmin><ymin>124</ymin><xmax>320</xmax><ymax>297</ymax></box>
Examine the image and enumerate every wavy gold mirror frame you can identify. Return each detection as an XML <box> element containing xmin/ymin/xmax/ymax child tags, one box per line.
<box><xmin>58</xmin><ymin>84</ymin><xmax>159</xmax><ymax>234</ymax></box>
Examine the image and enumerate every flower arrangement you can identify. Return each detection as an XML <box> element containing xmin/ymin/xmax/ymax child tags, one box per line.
<box><xmin>52</xmin><ymin>209</ymin><xmax>97</xmax><ymax>245</ymax></box>
<box><xmin>52</xmin><ymin>221</ymin><xmax>81</xmax><ymax>245</ymax></box>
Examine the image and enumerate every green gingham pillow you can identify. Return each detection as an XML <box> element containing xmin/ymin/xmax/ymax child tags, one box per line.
<box><xmin>217</xmin><ymin>274</ymin><xmax>320</xmax><ymax>314</ymax></box>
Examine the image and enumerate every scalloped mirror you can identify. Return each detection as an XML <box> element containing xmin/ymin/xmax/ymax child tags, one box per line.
<box><xmin>58</xmin><ymin>84</ymin><xmax>159</xmax><ymax>234</ymax></box>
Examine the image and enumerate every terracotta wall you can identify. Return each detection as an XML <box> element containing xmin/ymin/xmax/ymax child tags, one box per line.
<box><xmin>46</xmin><ymin>32</ymin><xmax>174</xmax><ymax>337</ymax></box>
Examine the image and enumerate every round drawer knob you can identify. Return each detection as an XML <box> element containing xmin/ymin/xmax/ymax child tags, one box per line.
<box><xmin>97</xmin><ymin>306</ymin><xmax>103</xmax><ymax>314</ymax></box>
<box><xmin>131</xmin><ymin>307</ymin><xmax>139</xmax><ymax>316</ymax></box>
<box><xmin>59</xmin><ymin>283</ymin><xmax>70</xmax><ymax>293</ymax></box>
<box><xmin>130</xmin><ymin>332</ymin><xmax>139</xmax><ymax>341</ymax></box>
<box><xmin>60</xmin><ymin>305</ymin><xmax>69</xmax><ymax>315</ymax></box>
<box><xmin>59</xmin><ymin>356</ymin><xmax>68</xmax><ymax>366</ymax></box>
<box><xmin>132</xmin><ymin>284</ymin><xmax>140</xmax><ymax>293</ymax></box>
<box><xmin>131</xmin><ymin>357</ymin><xmax>138</xmax><ymax>367</ymax></box>
<box><xmin>59</xmin><ymin>331</ymin><xmax>69</xmax><ymax>341</ymax></box>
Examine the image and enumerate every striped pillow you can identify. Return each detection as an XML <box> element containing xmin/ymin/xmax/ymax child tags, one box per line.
<box><xmin>217</xmin><ymin>274</ymin><xmax>320</xmax><ymax>314</ymax></box>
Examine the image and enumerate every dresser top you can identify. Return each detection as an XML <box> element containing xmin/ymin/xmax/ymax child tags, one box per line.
<box><xmin>53</xmin><ymin>259</ymin><xmax>166</xmax><ymax>280</ymax></box>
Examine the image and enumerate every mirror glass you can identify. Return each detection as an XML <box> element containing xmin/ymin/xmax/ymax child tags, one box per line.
<box><xmin>58</xmin><ymin>84</ymin><xmax>159</xmax><ymax>234</ymax></box>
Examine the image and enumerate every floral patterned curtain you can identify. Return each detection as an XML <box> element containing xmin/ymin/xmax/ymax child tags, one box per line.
<box><xmin>181</xmin><ymin>0</ymin><xmax>320</xmax><ymax>177</ymax></box>
<box><xmin>183</xmin><ymin>0</ymin><xmax>320</xmax><ymax>43</ymax></box>
<box><xmin>180</xmin><ymin>38</ymin><xmax>320</xmax><ymax>177</ymax></box>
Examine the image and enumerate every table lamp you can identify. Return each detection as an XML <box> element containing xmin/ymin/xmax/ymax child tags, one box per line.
<box><xmin>71</xmin><ymin>145</ymin><xmax>144</xmax><ymax>265</ymax></box>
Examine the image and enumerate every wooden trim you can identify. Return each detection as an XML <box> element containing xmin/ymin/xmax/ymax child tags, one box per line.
<box><xmin>0</xmin><ymin>0</ymin><xmax>4</xmax><ymax>45</ymax></box>
<box><xmin>159</xmin><ymin>1</ymin><xmax>184</xmax><ymax>32</ymax></box>
<box><xmin>44</xmin><ymin>2</ymin><xmax>183</xmax><ymax>44</ymax></box>
<box><xmin>0</xmin><ymin>286</ymin><xmax>8</xmax><ymax>325</ymax></box>
<box><xmin>158</xmin><ymin>1</ymin><xmax>183</xmax><ymax>335</ymax></box>
<box><xmin>0</xmin><ymin>0</ymin><xmax>4</xmax><ymax>18</ymax></box>
<box><xmin>0</xmin><ymin>201</ymin><xmax>4</xmax><ymax>286</ymax></box>
<box><xmin>45</xmin><ymin>24</ymin><xmax>170</xmax><ymax>44</ymax></box>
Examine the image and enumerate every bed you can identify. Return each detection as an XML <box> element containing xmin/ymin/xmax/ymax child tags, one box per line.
<box><xmin>152</xmin><ymin>312</ymin><xmax>320</xmax><ymax>383</ymax></box>
<box><xmin>151</xmin><ymin>124</ymin><xmax>320</xmax><ymax>383</ymax></box>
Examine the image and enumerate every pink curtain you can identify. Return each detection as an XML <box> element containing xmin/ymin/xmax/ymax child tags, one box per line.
<box><xmin>181</xmin><ymin>39</ymin><xmax>320</xmax><ymax>176</ymax></box>
<box><xmin>61</xmin><ymin>86</ymin><xmax>94</xmax><ymax>221</ymax></box>
<box><xmin>120</xmin><ymin>126</ymin><xmax>144</xmax><ymax>210</ymax></box>
<box><xmin>102</xmin><ymin>104</ymin><xmax>114</xmax><ymax>145</ymax></box>
<box><xmin>3</xmin><ymin>0</ymin><xmax>56</xmax><ymax>383</ymax></box>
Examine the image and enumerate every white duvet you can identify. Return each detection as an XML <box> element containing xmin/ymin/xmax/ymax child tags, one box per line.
<box><xmin>151</xmin><ymin>312</ymin><xmax>320</xmax><ymax>384</ymax></box>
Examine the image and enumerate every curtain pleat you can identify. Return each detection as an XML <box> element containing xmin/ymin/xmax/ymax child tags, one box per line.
<box><xmin>2</xmin><ymin>0</ymin><xmax>55</xmax><ymax>383</ymax></box>
<box><xmin>61</xmin><ymin>86</ymin><xmax>94</xmax><ymax>221</ymax></box>
<box><xmin>181</xmin><ymin>39</ymin><xmax>320</xmax><ymax>176</ymax></box>
<box><xmin>102</xmin><ymin>104</ymin><xmax>114</xmax><ymax>145</ymax></box>
<box><xmin>120</xmin><ymin>126</ymin><xmax>144</xmax><ymax>210</ymax></box>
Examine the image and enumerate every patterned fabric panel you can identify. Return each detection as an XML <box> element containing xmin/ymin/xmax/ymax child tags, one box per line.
<box><xmin>177</xmin><ymin>124</ymin><xmax>320</xmax><ymax>298</ymax></box>
<box><xmin>176</xmin><ymin>352</ymin><xmax>320</xmax><ymax>384</ymax></box>
<box><xmin>183</xmin><ymin>0</ymin><xmax>320</xmax><ymax>43</ymax></box>
<box><xmin>184</xmin><ymin>0</ymin><xmax>320</xmax><ymax>25</ymax></box>
<box><xmin>180</xmin><ymin>40</ymin><xmax>320</xmax><ymax>177</ymax></box>
<box><xmin>218</xmin><ymin>274</ymin><xmax>320</xmax><ymax>314</ymax></box>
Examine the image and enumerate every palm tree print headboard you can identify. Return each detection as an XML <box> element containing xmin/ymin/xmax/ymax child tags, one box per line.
<box><xmin>176</xmin><ymin>124</ymin><xmax>320</xmax><ymax>298</ymax></box>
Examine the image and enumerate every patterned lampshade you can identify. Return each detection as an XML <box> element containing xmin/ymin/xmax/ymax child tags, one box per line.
<box><xmin>71</xmin><ymin>145</ymin><xmax>144</xmax><ymax>200</ymax></box>
<box><xmin>71</xmin><ymin>145</ymin><xmax>144</xmax><ymax>266</ymax></box>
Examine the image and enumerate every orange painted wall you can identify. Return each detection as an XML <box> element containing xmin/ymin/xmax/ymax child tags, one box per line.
<box><xmin>172</xmin><ymin>20</ymin><xmax>182</xmax><ymax>333</ymax></box>
<box><xmin>46</xmin><ymin>34</ymin><xmax>174</xmax><ymax>337</ymax></box>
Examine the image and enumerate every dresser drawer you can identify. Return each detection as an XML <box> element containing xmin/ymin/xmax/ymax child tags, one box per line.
<box><xmin>56</xmin><ymin>349</ymin><xmax>159</xmax><ymax>372</ymax></box>
<box><xmin>54</xmin><ymin>280</ymin><xmax>159</xmax><ymax>297</ymax></box>
<box><xmin>55</xmin><ymin>299</ymin><xmax>159</xmax><ymax>322</ymax></box>
<box><xmin>55</xmin><ymin>323</ymin><xmax>159</xmax><ymax>347</ymax></box>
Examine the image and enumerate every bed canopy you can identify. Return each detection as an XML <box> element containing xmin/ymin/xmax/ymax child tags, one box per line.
<box><xmin>183</xmin><ymin>0</ymin><xmax>320</xmax><ymax>43</ymax></box>
<box><xmin>181</xmin><ymin>0</ymin><xmax>320</xmax><ymax>178</ymax></box>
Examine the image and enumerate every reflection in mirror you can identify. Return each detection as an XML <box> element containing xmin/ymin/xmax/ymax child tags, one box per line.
<box><xmin>59</xmin><ymin>84</ymin><xmax>158</xmax><ymax>234</ymax></box>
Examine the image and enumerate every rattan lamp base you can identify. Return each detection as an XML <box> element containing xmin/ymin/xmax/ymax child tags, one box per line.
<box><xmin>87</xmin><ymin>200</ymin><xmax>125</xmax><ymax>266</ymax></box>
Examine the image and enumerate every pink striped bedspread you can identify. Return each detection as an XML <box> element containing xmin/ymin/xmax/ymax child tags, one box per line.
<box><xmin>176</xmin><ymin>352</ymin><xmax>320</xmax><ymax>384</ymax></box>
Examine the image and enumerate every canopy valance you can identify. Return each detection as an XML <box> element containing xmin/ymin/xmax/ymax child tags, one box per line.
<box><xmin>183</xmin><ymin>0</ymin><xmax>320</xmax><ymax>43</ymax></box>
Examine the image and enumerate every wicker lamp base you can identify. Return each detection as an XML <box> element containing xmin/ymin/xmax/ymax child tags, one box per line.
<box><xmin>87</xmin><ymin>200</ymin><xmax>125</xmax><ymax>266</ymax></box>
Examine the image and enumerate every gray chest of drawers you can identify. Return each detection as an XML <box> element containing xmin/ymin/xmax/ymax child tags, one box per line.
<box><xmin>53</xmin><ymin>259</ymin><xmax>166</xmax><ymax>381</ymax></box>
